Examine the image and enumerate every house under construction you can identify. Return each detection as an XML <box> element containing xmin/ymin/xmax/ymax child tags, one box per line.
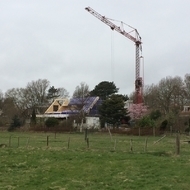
<box><xmin>37</xmin><ymin>96</ymin><xmax>102</xmax><ymax>129</ymax></box>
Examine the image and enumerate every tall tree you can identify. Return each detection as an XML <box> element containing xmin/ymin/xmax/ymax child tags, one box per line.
<box><xmin>5</xmin><ymin>88</ymin><xmax>28</xmax><ymax>115</ymax></box>
<box><xmin>47</xmin><ymin>86</ymin><xmax>59</xmax><ymax>99</ymax></box>
<box><xmin>90</xmin><ymin>81</ymin><xmax>119</xmax><ymax>100</ymax></box>
<box><xmin>144</xmin><ymin>76</ymin><xmax>186</xmax><ymax>114</ymax></box>
<box><xmin>184</xmin><ymin>73</ymin><xmax>190</xmax><ymax>104</ymax></box>
<box><xmin>47</xmin><ymin>86</ymin><xmax>69</xmax><ymax>100</ymax></box>
<box><xmin>26</xmin><ymin>79</ymin><xmax>50</xmax><ymax>113</ymax></box>
<box><xmin>143</xmin><ymin>84</ymin><xmax>158</xmax><ymax>109</ymax></box>
<box><xmin>2</xmin><ymin>97</ymin><xmax>19</xmax><ymax>123</ymax></box>
<box><xmin>5</xmin><ymin>79</ymin><xmax>50</xmax><ymax>119</ymax></box>
<box><xmin>0</xmin><ymin>90</ymin><xmax>4</xmax><ymax>110</ymax></box>
<box><xmin>99</xmin><ymin>94</ymin><xmax>128</xmax><ymax>127</ymax></box>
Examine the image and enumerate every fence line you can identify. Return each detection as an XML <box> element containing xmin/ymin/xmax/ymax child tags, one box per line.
<box><xmin>0</xmin><ymin>132</ymin><xmax>187</xmax><ymax>154</ymax></box>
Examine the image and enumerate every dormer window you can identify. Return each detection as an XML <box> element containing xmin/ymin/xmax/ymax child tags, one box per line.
<box><xmin>53</xmin><ymin>105</ymin><xmax>59</xmax><ymax>111</ymax></box>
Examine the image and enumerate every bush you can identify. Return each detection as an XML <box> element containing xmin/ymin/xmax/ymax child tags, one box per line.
<box><xmin>138</xmin><ymin>115</ymin><xmax>155</xmax><ymax>128</ymax></box>
<box><xmin>160</xmin><ymin>120</ymin><xmax>168</xmax><ymax>131</ymax></box>
<box><xmin>45</xmin><ymin>118</ymin><xmax>59</xmax><ymax>128</ymax></box>
<box><xmin>8</xmin><ymin>115</ymin><xmax>22</xmax><ymax>131</ymax></box>
<box><xmin>59</xmin><ymin>119</ymin><xmax>73</xmax><ymax>128</ymax></box>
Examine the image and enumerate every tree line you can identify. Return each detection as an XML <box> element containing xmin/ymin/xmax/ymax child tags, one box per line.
<box><xmin>0</xmin><ymin>73</ymin><xmax>190</xmax><ymax>131</ymax></box>
<box><xmin>136</xmin><ymin>74</ymin><xmax>190</xmax><ymax>133</ymax></box>
<box><xmin>0</xmin><ymin>79</ymin><xmax>128</xmax><ymax>129</ymax></box>
<box><xmin>0</xmin><ymin>79</ymin><xmax>69</xmax><ymax>129</ymax></box>
<box><xmin>143</xmin><ymin>74</ymin><xmax>190</xmax><ymax>114</ymax></box>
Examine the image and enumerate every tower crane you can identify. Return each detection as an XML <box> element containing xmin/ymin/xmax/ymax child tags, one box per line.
<box><xmin>85</xmin><ymin>7</ymin><xmax>143</xmax><ymax>104</ymax></box>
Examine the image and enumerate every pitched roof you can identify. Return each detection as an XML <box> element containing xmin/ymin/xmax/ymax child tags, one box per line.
<box><xmin>44</xmin><ymin>96</ymin><xmax>100</xmax><ymax>115</ymax></box>
<box><xmin>68</xmin><ymin>96</ymin><xmax>99</xmax><ymax>114</ymax></box>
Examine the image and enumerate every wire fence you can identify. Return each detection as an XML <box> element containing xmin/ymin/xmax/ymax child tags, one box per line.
<box><xmin>0</xmin><ymin>131</ymin><xmax>188</xmax><ymax>155</ymax></box>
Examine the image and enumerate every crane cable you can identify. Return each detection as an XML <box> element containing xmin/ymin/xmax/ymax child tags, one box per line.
<box><xmin>111</xmin><ymin>30</ymin><xmax>114</xmax><ymax>82</ymax></box>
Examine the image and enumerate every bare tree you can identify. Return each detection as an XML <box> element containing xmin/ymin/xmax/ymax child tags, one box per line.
<box><xmin>26</xmin><ymin>79</ymin><xmax>50</xmax><ymax>113</ymax></box>
<box><xmin>171</xmin><ymin>76</ymin><xmax>187</xmax><ymax>111</ymax></box>
<box><xmin>156</xmin><ymin>77</ymin><xmax>175</xmax><ymax>113</ymax></box>
<box><xmin>2</xmin><ymin>97</ymin><xmax>19</xmax><ymax>124</ymax></box>
<box><xmin>5</xmin><ymin>88</ymin><xmax>27</xmax><ymax>113</ymax></box>
<box><xmin>73</xmin><ymin>82</ymin><xmax>90</xmax><ymax>98</ymax></box>
<box><xmin>143</xmin><ymin>84</ymin><xmax>158</xmax><ymax>109</ymax></box>
<box><xmin>0</xmin><ymin>90</ymin><xmax>4</xmax><ymax>110</ymax></box>
<box><xmin>144</xmin><ymin>76</ymin><xmax>186</xmax><ymax>114</ymax></box>
<box><xmin>184</xmin><ymin>73</ymin><xmax>190</xmax><ymax>104</ymax></box>
<box><xmin>57</xmin><ymin>87</ymin><xmax>69</xmax><ymax>98</ymax></box>
<box><xmin>5</xmin><ymin>79</ymin><xmax>50</xmax><ymax>120</ymax></box>
<box><xmin>72</xmin><ymin>82</ymin><xmax>90</xmax><ymax>132</ymax></box>
<box><xmin>72</xmin><ymin>82</ymin><xmax>90</xmax><ymax>113</ymax></box>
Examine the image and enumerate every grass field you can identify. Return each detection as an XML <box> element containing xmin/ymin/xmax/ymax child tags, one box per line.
<box><xmin>0</xmin><ymin>131</ymin><xmax>190</xmax><ymax>190</ymax></box>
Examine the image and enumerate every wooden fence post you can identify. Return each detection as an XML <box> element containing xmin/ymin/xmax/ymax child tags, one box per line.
<box><xmin>86</xmin><ymin>137</ymin><xmax>89</xmax><ymax>148</ymax></box>
<box><xmin>84</xmin><ymin>128</ymin><xmax>88</xmax><ymax>141</ymax></box>
<box><xmin>68</xmin><ymin>137</ymin><xmax>70</xmax><ymax>149</ymax></box>
<box><xmin>9</xmin><ymin>135</ymin><xmax>12</xmax><ymax>147</ymax></box>
<box><xmin>130</xmin><ymin>139</ymin><xmax>133</xmax><ymax>152</ymax></box>
<box><xmin>107</xmin><ymin>127</ymin><xmax>113</xmax><ymax>141</ymax></box>
<box><xmin>144</xmin><ymin>137</ymin><xmax>148</xmax><ymax>152</ymax></box>
<box><xmin>114</xmin><ymin>139</ymin><xmax>117</xmax><ymax>151</ymax></box>
<box><xmin>153</xmin><ymin>127</ymin><xmax>156</xmax><ymax>137</ymax></box>
<box><xmin>17</xmin><ymin>137</ymin><xmax>20</xmax><ymax>148</ymax></box>
<box><xmin>139</xmin><ymin>127</ymin><xmax>141</xmax><ymax>136</ymax></box>
<box><xmin>47</xmin><ymin>136</ymin><xmax>49</xmax><ymax>147</ymax></box>
<box><xmin>176</xmin><ymin>132</ymin><xmax>180</xmax><ymax>155</ymax></box>
<box><xmin>26</xmin><ymin>137</ymin><xmax>30</xmax><ymax>148</ymax></box>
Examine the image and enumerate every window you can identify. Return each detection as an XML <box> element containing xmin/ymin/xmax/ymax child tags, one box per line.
<box><xmin>53</xmin><ymin>105</ymin><xmax>59</xmax><ymax>111</ymax></box>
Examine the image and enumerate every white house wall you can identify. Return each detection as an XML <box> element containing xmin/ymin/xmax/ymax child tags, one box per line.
<box><xmin>86</xmin><ymin>117</ymin><xmax>100</xmax><ymax>129</ymax></box>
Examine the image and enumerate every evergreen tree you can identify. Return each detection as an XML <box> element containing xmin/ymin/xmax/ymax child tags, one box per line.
<box><xmin>8</xmin><ymin>115</ymin><xmax>22</xmax><ymax>131</ymax></box>
<box><xmin>90</xmin><ymin>81</ymin><xmax>119</xmax><ymax>100</ymax></box>
<box><xmin>99</xmin><ymin>94</ymin><xmax>128</xmax><ymax>127</ymax></box>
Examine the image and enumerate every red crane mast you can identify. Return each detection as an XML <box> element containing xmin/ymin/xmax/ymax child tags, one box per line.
<box><xmin>85</xmin><ymin>7</ymin><xmax>143</xmax><ymax>104</ymax></box>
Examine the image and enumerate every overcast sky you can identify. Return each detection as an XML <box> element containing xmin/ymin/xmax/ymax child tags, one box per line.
<box><xmin>0</xmin><ymin>0</ymin><xmax>190</xmax><ymax>97</ymax></box>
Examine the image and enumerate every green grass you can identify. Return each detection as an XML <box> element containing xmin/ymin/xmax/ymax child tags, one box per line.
<box><xmin>0</xmin><ymin>131</ymin><xmax>190</xmax><ymax>190</ymax></box>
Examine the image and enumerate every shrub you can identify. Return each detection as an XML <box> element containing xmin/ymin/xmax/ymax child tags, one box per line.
<box><xmin>160</xmin><ymin>120</ymin><xmax>168</xmax><ymax>130</ymax></box>
<box><xmin>138</xmin><ymin>115</ymin><xmax>155</xmax><ymax>128</ymax></box>
<box><xmin>45</xmin><ymin>118</ymin><xmax>59</xmax><ymax>128</ymax></box>
<box><xmin>8</xmin><ymin>115</ymin><xmax>22</xmax><ymax>131</ymax></box>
